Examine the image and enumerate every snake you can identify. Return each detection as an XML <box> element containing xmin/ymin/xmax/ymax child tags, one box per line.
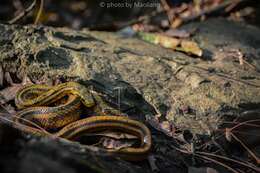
<box><xmin>13</xmin><ymin>81</ymin><xmax>152</xmax><ymax>161</ymax></box>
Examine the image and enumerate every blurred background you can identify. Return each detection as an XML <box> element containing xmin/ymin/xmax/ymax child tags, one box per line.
<box><xmin>0</xmin><ymin>0</ymin><xmax>259</xmax><ymax>30</ymax></box>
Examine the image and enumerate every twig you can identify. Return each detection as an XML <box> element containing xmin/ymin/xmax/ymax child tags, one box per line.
<box><xmin>179</xmin><ymin>0</ymin><xmax>249</xmax><ymax>26</ymax></box>
<box><xmin>8</xmin><ymin>0</ymin><xmax>37</xmax><ymax>24</ymax></box>
<box><xmin>194</xmin><ymin>153</ymin><xmax>240</xmax><ymax>173</ymax></box>
<box><xmin>34</xmin><ymin>0</ymin><xmax>44</xmax><ymax>24</ymax></box>
<box><xmin>170</xmin><ymin>145</ymin><xmax>241</xmax><ymax>173</ymax></box>
<box><xmin>160</xmin><ymin>0</ymin><xmax>172</xmax><ymax>24</ymax></box>
<box><xmin>229</xmin><ymin>119</ymin><xmax>260</xmax><ymax>131</ymax></box>
<box><xmin>225</xmin><ymin>0</ymin><xmax>243</xmax><ymax>12</ymax></box>
<box><xmin>90</xmin><ymin>9</ymin><xmax>165</xmax><ymax>30</ymax></box>
<box><xmin>169</xmin><ymin>118</ymin><xmax>260</xmax><ymax>172</ymax></box>
<box><xmin>221</xmin><ymin>120</ymin><xmax>260</xmax><ymax>128</ymax></box>
<box><xmin>231</xmin><ymin>133</ymin><xmax>260</xmax><ymax>164</ymax></box>
<box><xmin>197</xmin><ymin>118</ymin><xmax>260</xmax><ymax>147</ymax></box>
<box><xmin>0</xmin><ymin>111</ymin><xmax>51</xmax><ymax>136</ymax></box>
<box><xmin>0</xmin><ymin>103</ymin><xmax>12</xmax><ymax>114</ymax></box>
<box><xmin>190</xmin><ymin>65</ymin><xmax>260</xmax><ymax>87</ymax></box>
<box><xmin>197</xmin><ymin>151</ymin><xmax>260</xmax><ymax>172</ymax></box>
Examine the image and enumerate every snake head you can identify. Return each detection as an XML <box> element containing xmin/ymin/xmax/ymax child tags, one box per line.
<box><xmin>66</xmin><ymin>82</ymin><xmax>95</xmax><ymax>108</ymax></box>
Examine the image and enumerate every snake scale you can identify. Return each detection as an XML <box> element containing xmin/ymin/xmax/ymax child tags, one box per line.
<box><xmin>13</xmin><ymin>82</ymin><xmax>152</xmax><ymax>161</ymax></box>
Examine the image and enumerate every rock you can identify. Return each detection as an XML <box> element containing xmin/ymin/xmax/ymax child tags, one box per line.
<box><xmin>17</xmin><ymin>137</ymin><xmax>147</xmax><ymax>173</ymax></box>
<box><xmin>1</xmin><ymin>18</ymin><xmax>260</xmax><ymax>134</ymax></box>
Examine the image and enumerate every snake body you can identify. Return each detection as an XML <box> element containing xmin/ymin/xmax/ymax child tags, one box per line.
<box><xmin>13</xmin><ymin>82</ymin><xmax>151</xmax><ymax>161</ymax></box>
<box><xmin>15</xmin><ymin>82</ymin><xmax>95</xmax><ymax>109</ymax></box>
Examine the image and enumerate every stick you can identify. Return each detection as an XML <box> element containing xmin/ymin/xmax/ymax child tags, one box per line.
<box><xmin>179</xmin><ymin>0</ymin><xmax>250</xmax><ymax>26</ymax></box>
<box><xmin>34</xmin><ymin>0</ymin><xmax>44</xmax><ymax>24</ymax></box>
<box><xmin>8</xmin><ymin>0</ymin><xmax>37</xmax><ymax>24</ymax></box>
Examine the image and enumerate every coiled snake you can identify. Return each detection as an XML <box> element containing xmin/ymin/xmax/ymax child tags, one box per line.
<box><xmin>13</xmin><ymin>82</ymin><xmax>151</xmax><ymax>161</ymax></box>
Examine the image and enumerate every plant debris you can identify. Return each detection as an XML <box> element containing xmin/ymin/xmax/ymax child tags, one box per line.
<box><xmin>137</xmin><ymin>32</ymin><xmax>202</xmax><ymax>56</ymax></box>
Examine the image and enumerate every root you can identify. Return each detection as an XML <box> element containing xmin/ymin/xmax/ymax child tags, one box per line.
<box><xmin>8</xmin><ymin>0</ymin><xmax>37</xmax><ymax>24</ymax></box>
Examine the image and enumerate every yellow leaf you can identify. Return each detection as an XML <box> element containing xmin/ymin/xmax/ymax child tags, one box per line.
<box><xmin>179</xmin><ymin>40</ymin><xmax>203</xmax><ymax>56</ymax></box>
<box><xmin>156</xmin><ymin>35</ymin><xmax>180</xmax><ymax>49</ymax></box>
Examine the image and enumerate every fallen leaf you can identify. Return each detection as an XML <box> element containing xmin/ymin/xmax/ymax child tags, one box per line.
<box><xmin>179</xmin><ymin>40</ymin><xmax>203</xmax><ymax>56</ymax></box>
<box><xmin>137</xmin><ymin>32</ymin><xmax>180</xmax><ymax>49</ymax></box>
<box><xmin>171</xmin><ymin>18</ymin><xmax>183</xmax><ymax>28</ymax></box>
<box><xmin>137</xmin><ymin>32</ymin><xmax>202</xmax><ymax>56</ymax></box>
<box><xmin>100</xmin><ymin>137</ymin><xmax>137</xmax><ymax>150</ymax></box>
<box><xmin>156</xmin><ymin>34</ymin><xmax>180</xmax><ymax>49</ymax></box>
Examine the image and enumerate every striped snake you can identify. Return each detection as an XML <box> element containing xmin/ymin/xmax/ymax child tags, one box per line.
<box><xmin>12</xmin><ymin>81</ymin><xmax>151</xmax><ymax>161</ymax></box>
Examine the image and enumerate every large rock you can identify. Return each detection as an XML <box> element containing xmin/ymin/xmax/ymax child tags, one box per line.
<box><xmin>1</xmin><ymin>18</ymin><xmax>260</xmax><ymax>134</ymax></box>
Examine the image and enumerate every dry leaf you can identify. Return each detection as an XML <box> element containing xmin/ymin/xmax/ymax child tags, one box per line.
<box><xmin>171</xmin><ymin>18</ymin><xmax>183</xmax><ymax>28</ymax></box>
<box><xmin>137</xmin><ymin>32</ymin><xmax>202</xmax><ymax>56</ymax></box>
<box><xmin>156</xmin><ymin>35</ymin><xmax>180</xmax><ymax>49</ymax></box>
<box><xmin>100</xmin><ymin>137</ymin><xmax>137</xmax><ymax>150</ymax></box>
<box><xmin>179</xmin><ymin>40</ymin><xmax>202</xmax><ymax>56</ymax></box>
<box><xmin>137</xmin><ymin>32</ymin><xmax>180</xmax><ymax>49</ymax></box>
